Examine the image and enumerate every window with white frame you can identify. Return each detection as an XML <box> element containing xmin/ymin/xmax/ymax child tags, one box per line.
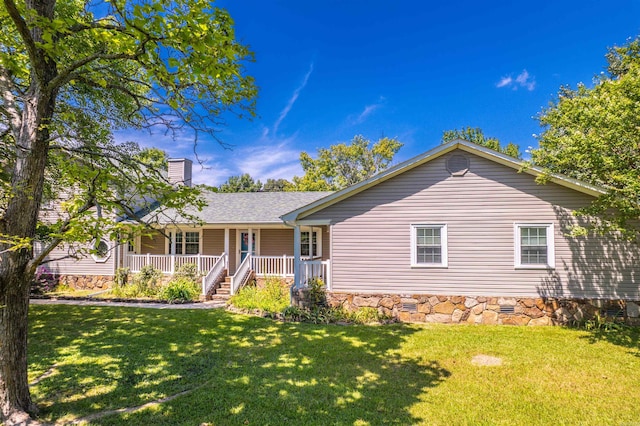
<box><xmin>411</xmin><ymin>224</ymin><xmax>448</xmax><ymax>267</ymax></box>
<box><xmin>91</xmin><ymin>239</ymin><xmax>111</xmax><ymax>263</ymax></box>
<box><xmin>169</xmin><ymin>231</ymin><xmax>200</xmax><ymax>255</ymax></box>
<box><xmin>514</xmin><ymin>224</ymin><xmax>554</xmax><ymax>268</ymax></box>
<box><xmin>300</xmin><ymin>230</ymin><xmax>320</xmax><ymax>257</ymax></box>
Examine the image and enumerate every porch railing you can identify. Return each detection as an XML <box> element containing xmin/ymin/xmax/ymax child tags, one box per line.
<box><xmin>252</xmin><ymin>255</ymin><xmax>295</xmax><ymax>277</ymax></box>
<box><xmin>124</xmin><ymin>254</ymin><xmax>221</xmax><ymax>275</ymax></box>
<box><xmin>230</xmin><ymin>254</ymin><xmax>253</xmax><ymax>295</ymax></box>
<box><xmin>300</xmin><ymin>259</ymin><xmax>331</xmax><ymax>290</ymax></box>
<box><xmin>202</xmin><ymin>252</ymin><xmax>228</xmax><ymax>296</ymax></box>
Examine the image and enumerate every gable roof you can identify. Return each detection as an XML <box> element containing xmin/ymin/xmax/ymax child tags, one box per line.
<box><xmin>144</xmin><ymin>190</ymin><xmax>332</xmax><ymax>225</ymax></box>
<box><xmin>281</xmin><ymin>139</ymin><xmax>605</xmax><ymax>223</ymax></box>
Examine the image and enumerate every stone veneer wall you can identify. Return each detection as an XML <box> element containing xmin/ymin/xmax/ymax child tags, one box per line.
<box><xmin>57</xmin><ymin>275</ymin><xmax>114</xmax><ymax>290</ymax></box>
<box><xmin>326</xmin><ymin>293</ymin><xmax>640</xmax><ymax>326</ymax></box>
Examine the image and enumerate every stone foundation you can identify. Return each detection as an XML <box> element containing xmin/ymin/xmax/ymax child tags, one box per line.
<box><xmin>57</xmin><ymin>275</ymin><xmax>115</xmax><ymax>290</ymax></box>
<box><xmin>326</xmin><ymin>293</ymin><xmax>640</xmax><ymax>326</ymax></box>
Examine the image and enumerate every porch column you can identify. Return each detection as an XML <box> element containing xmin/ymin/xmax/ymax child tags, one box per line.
<box><xmin>248</xmin><ymin>228</ymin><xmax>253</xmax><ymax>256</ymax></box>
<box><xmin>293</xmin><ymin>225</ymin><xmax>301</xmax><ymax>289</ymax></box>
<box><xmin>224</xmin><ymin>228</ymin><xmax>230</xmax><ymax>269</ymax></box>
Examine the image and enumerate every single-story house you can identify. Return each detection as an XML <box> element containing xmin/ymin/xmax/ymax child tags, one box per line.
<box><xmin>41</xmin><ymin>139</ymin><xmax>640</xmax><ymax>325</ymax></box>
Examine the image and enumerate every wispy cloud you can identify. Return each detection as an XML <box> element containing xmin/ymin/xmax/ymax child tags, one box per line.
<box><xmin>272</xmin><ymin>62</ymin><xmax>314</xmax><ymax>135</ymax></box>
<box><xmin>350</xmin><ymin>96</ymin><xmax>386</xmax><ymax>125</ymax></box>
<box><xmin>496</xmin><ymin>69</ymin><xmax>536</xmax><ymax>91</ymax></box>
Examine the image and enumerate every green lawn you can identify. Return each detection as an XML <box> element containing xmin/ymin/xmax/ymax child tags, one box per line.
<box><xmin>28</xmin><ymin>305</ymin><xmax>640</xmax><ymax>425</ymax></box>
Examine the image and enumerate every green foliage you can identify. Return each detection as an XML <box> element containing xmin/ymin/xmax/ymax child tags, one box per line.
<box><xmin>173</xmin><ymin>263</ymin><xmax>202</xmax><ymax>283</ymax></box>
<box><xmin>158</xmin><ymin>277</ymin><xmax>200</xmax><ymax>303</ymax></box>
<box><xmin>229</xmin><ymin>277</ymin><xmax>289</xmax><ymax>313</ymax></box>
<box><xmin>306</xmin><ymin>277</ymin><xmax>327</xmax><ymax>306</ymax></box>
<box><xmin>114</xmin><ymin>267</ymin><xmax>129</xmax><ymax>288</ymax></box>
<box><xmin>532</xmin><ymin>36</ymin><xmax>640</xmax><ymax>238</ymax></box>
<box><xmin>292</xmin><ymin>135</ymin><xmax>403</xmax><ymax>191</ymax></box>
<box><xmin>112</xmin><ymin>265</ymin><xmax>162</xmax><ymax>298</ymax></box>
<box><xmin>442</xmin><ymin>127</ymin><xmax>521</xmax><ymax>158</ymax></box>
<box><xmin>263</xmin><ymin>178</ymin><xmax>293</xmax><ymax>192</ymax></box>
<box><xmin>218</xmin><ymin>173</ymin><xmax>263</xmax><ymax>192</ymax></box>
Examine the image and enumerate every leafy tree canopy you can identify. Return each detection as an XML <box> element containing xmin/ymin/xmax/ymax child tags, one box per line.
<box><xmin>531</xmin><ymin>36</ymin><xmax>640</xmax><ymax>239</ymax></box>
<box><xmin>442</xmin><ymin>127</ymin><xmax>521</xmax><ymax>159</ymax></box>
<box><xmin>0</xmin><ymin>0</ymin><xmax>256</xmax><ymax>420</ymax></box>
<box><xmin>292</xmin><ymin>135</ymin><xmax>403</xmax><ymax>191</ymax></box>
<box><xmin>263</xmin><ymin>178</ymin><xmax>292</xmax><ymax>192</ymax></box>
<box><xmin>218</xmin><ymin>173</ymin><xmax>263</xmax><ymax>192</ymax></box>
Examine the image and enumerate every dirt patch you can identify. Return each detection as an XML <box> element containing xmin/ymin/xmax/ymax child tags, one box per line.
<box><xmin>471</xmin><ymin>354</ymin><xmax>503</xmax><ymax>366</ymax></box>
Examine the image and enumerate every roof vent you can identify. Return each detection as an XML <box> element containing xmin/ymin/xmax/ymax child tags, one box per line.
<box><xmin>446</xmin><ymin>154</ymin><xmax>470</xmax><ymax>176</ymax></box>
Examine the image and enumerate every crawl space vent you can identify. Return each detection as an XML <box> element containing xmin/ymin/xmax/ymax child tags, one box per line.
<box><xmin>446</xmin><ymin>154</ymin><xmax>470</xmax><ymax>176</ymax></box>
<box><xmin>499</xmin><ymin>305</ymin><xmax>515</xmax><ymax>314</ymax></box>
<box><xmin>402</xmin><ymin>302</ymin><xmax>417</xmax><ymax>312</ymax></box>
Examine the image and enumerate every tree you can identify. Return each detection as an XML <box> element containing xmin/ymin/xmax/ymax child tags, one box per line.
<box><xmin>263</xmin><ymin>178</ymin><xmax>292</xmax><ymax>192</ymax></box>
<box><xmin>292</xmin><ymin>135</ymin><xmax>403</xmax><ymax>191</ymax></box>
<box><xmin>531</xmin><ymin>37</ymin><xmax>640</xmax><ymax>239</ymax></box>
<box><xmin>218</xmin><ymin>173</ymin><xmax>263</xmax><ymax>192</ymax></box>
<box><xmin>442</xmin><ymin>127</ymin><xmax>521</xmax><ymax>158</ymax></box>
<box><xmin>0</xmin><ymin>0</ymin><xmax>256</xmax><ymax>422</ymax></box>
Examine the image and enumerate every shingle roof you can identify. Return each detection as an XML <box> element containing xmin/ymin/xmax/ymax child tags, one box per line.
<box><xmin>145</xmin><ymin>191</ymin><xmax>333</xmax><ymax>225</ymax></box>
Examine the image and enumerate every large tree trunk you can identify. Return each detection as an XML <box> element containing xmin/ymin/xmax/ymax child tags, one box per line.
<box><xmin>0</xmin><ymin>79</ymin><xmax>56</xmax><ymax>424</ymax></box>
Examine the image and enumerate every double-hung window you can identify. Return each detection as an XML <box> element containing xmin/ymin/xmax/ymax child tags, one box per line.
<box><xmin>514</xmin><ymin>224</ymin><xmax>554</xmax><ymax>269</ymax></box>
<box><xmin>301</xmin><ymin>231</ymin><xmax>319</xmax><ymax>258</ymax></box>
<box><xmin>169</xmin><ymin>231</ymin><xmax>200</xmax><ymax>255</ymax></box>
<box><xmin>411</xmin><ymin>224</ymin><xmax>448</xmax><ymax>267</ymax></box>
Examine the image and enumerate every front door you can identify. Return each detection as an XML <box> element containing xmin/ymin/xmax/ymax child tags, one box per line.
<box><xmin>240</xmin><ymin>231</ymin><xmax>256</xmax><ymax>262</ymax></box>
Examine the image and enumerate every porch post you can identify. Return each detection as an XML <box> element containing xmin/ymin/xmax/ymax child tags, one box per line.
<box><xmin>224</xmin><ymin>228</ymin><xmax>229</xmax><ymax>257</ymax></box>
<box><xmin>293</xmin><ymin>225</ymin><xmax>301</xmax><ymax>289</ymax></box>
<box><xmin>248</xmin><ymin>227</ymin><xmax>253</xmax><ymax>255</ymax></box>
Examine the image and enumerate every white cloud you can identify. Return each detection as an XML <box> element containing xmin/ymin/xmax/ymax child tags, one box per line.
<box><xmin>273</xmin><ymin>62</ymin><xmax>314</xmax><ymax>135</ymax></box>
<box><xmin>496</xmin><ymin>69</ymin><xmax>536</xmax><ymax>91</ymax></box>
<box><xmin>349</xmin><ymin>96</ymin><xmax>386</xmax><ymax>125</ymax></box>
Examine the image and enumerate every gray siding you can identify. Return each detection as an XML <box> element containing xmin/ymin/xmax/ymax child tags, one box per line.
<box><xmin>43</xmin><ymin>242</ymin><xmax>116</xmax><ymax>276</ymax></box>
<box><xmin>306</xmin><ymin>150</ymin><xmax>640</xmax><ymax>299</ymax></box>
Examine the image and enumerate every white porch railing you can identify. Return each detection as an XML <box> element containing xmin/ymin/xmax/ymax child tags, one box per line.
<box><xmin>230</xmin><ymin>254</ymin><xmax>253</xmax><ymax>295</ymax></box>
<box><xmin>300</xmin><ymin>259</ymin><xmax>331</xmax><ymax>290</ymax></box>
<box><xmin>202</xmin><ymin>252</ymin><xmax>228</xmax><ymax>296</ymax></box>
<box><xmin>125</xmin><ymin>254</ymin><xmax>221</xmax><ymax>275</ymax></box>
<box><xmin>252</xmin><ymin>255</ymin><xmax>295</xmax><ymax>277</ymax></box>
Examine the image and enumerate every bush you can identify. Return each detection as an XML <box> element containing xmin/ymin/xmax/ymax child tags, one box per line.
<box><xmin>230</xmin><ymin>277</ymin><xmax>289</xmax><ymax>313</ymax></box>
<box><xmin>159</xmin><ymin>277</ymin><xmax>200</xmax><ymax>303</ymax></box>
<box><xmin>31</xmin><ymin>265</ymin><xmax>58</xmax><ymax>295</ymax></box>
<box><xmin>174</xmin><ymin>263</ymin><xmax>202</xmax><ymax>283</ymax></box>
<box><xmin>111</xmin><ymin>265</ymin><xmax>162</xmax><ymax>298</ymax></box>
<box><xmin>306</xmin><ymin>277</ymin><xmax>327</xmax><ymax>306</ymax></box>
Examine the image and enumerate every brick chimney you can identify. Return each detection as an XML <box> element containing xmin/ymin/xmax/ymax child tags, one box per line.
<box><xmin>167</xmin><ymin>158</ymin><xmax>193</xmax><ymax>187</ymax></box>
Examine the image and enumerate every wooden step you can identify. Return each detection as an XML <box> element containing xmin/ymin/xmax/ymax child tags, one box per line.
<box><xmin>215</xmin><ymin>288</ymin><xmax>230</xmax><ymax>295</ymax></box>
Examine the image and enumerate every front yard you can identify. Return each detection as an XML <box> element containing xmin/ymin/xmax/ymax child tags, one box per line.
<box><xmin>28</xmin><ymin>304</ymin><xmax>640</xmax><ymax>425</ymax></box>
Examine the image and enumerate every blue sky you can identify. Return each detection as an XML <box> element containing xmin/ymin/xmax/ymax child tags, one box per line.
<box><xmin>116</xmin><ymin>1</ymin><xmax>640</xmax><ymax>186</ymax></box>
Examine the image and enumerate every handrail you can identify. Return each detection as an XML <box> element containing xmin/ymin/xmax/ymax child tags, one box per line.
<box><xmin>230</xmin><ymin>253</ymin><xmax>252</xmax><ymax>295</ymax></box>
<box><xmin>124</xmin><ymin>254</ymin><xmax>220</xmax><ymax>274</ymax></box>
<box><xmin>300</xmin><ymin>259</ymin><xmax>331</xmax><ymax>289</ymax></box>
<box><xmin>201</xmin><ymin>252</ymin><xmax>227</xmax><ymax>296</ymax></box>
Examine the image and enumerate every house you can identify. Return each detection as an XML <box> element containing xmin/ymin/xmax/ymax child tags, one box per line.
<box><xmin>41</xmin><ymin>139</ymin><xmax>640</xmax><ymax>325</ymax></box>
<box><xmin>282</xmin><ymin>139</ymin><xmax>640</xmax><ymax>325</ymax></box>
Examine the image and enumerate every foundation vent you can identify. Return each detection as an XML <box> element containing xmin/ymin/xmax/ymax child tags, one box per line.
<box><xmin>446</xmin><ymin>154</ymin><xmax>470</xmax><ymax>176</ymax></box>
<box><xmin>402</xmin><ymin>302</ymin><xmax>417</xmax><ymax>312</ymax></box>
<box><xmin>499</xmin><ymin>305</ymin><xmax>515</xmax><ymax>314</ymax></box>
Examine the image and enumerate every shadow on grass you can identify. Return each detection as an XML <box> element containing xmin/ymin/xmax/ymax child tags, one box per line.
<box><xmin>577</xmin><ymin>326</ymin><xmax>640</xmax><ymax>358</ymax></box>
<box><xmin>28</xmin><ymin>305</ymin><xmax>449</xmax><ymax>425</ymax></box>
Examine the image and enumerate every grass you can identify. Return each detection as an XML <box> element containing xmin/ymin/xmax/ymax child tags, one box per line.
<box><xmin>28</xmin><ymin>304</ymin><xmax>640</xmax><ymax>425</ymax></box>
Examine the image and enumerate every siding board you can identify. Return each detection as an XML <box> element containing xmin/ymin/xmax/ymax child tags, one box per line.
<box><xmin>306</xmin><ymin>150</ymin><xmax>640</xmax><ymax>299</ymax></box>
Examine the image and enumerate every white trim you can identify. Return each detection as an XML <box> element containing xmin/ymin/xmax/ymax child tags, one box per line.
<box><xmin>236</xmin><ymin>229</ymin><xmax>260</xmax><ymax>269</ymax></box>
<box><xmin>410</xmin><ymin>224</ymin><xmax>448</xmax><ymax>268</ymax></box>
<box><xmin>514</xmin><ymin>223</ymin><xmax>555</xmax><ymax>269</ymax></box>
<box><xmin>165</xmin><ymin>229</ymin><xmax>203</xmax><ymax>255</ymax></box>
<box><xmin>300</xmin><ymin>226</ymin><xmax>322</xmax><ymax>258</ymax></box>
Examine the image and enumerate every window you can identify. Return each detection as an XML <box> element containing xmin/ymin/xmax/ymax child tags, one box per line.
<box><xmin>301</xmin><ymin>231</ymin><xmax>319</xmax><ymax>257</ymax></box>
<box><xmin>169</xmin><ymin>231</ymin><xmax>200</xmax><ymax>255</ymax></box>
<box><xmin>91</xmin><ymin>239</ymin><xmax>111</xmax><ymax>263</ymax></box>
<box><xmin>411</xmin><ymin>224</ymin><xmax>447</xmax><ymax>267</ymax></box>
<box><xmin>514</xmin><ymin>224</ymin><xmax>554</xmax><ymax>269</ymax></box>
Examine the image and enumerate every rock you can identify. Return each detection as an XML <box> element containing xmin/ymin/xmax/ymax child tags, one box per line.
<box><xmin>471</xmin><ymin>304</ymin><xmax>485</xmax><ymax>315</ymax></box>
<box><xmin>417</xmin><ymin>303</ymin><xmax>431</xmax><ymax>314</ymax></box>
<box><xmin>522</xmin><ymin>306</ymin><xmax>544</xmax><ymax>319</ymax></box>
<box><xmin>500</xmin><ymin>315</ymin><xmax>530</xmax><ymax>326</ymax></box>
<box><xmin>466</xmin><ymin>313</ymin><xmax>482</xmax><ymax>324</ymax></box>
<box><xmin>464</xmin><ymin>297</ymin><xmax>479</xmax><ymax>308</ymax></box>
<box><xmin>451</xmin><ymin>309</ymin><xmax>465</xmax><ymax>323</ymax></box>
<box><xmin>425</xmin><ymin>313</ymin><xmax>452</xmax><ymax>323</ymax></box>
<box><xmin>529</xmin><ymin>316</ymin><xmax>551</xmax><ymax>326</ymax></box>
<box><xmin>450</xmin><ymin>296</ymin><xmax>464</xmax><ymax>304</ymax></box>
<box><xmin>498</xmin><ymin>297</ymin><xmax>516</xmax><ymax>306</ymax></box>
<box><xmin>437</xmin><ymin>295</ymin><xmax>448</xmax><ymax>302</ymax></box>
<box><xmin>379</xmin><ymin>297</ymin><xmax>395</xmax><ymax>309</ymax></box>
<box><xmin>481</xmin><ymin>310</ymin><xmax>498</xmax><ymax>324</ymax></box>
<box><xmin>486</xmin><ymin>304</ymin><xmax>500</xmax><ymax>312</ymax></box>
<box><xmin>398</xmin><ymin>311</ymin><xmax>412</xmax><ymax>322</ymax></box>
<box><xmin>410</xmin><ymin>313</ymin><xmax>426</xmax><ymax>322</ymax></box>
<box><xmin>428</xmin><ymin>296</ymin><xmax>440</xmax><ymax>306</ymax></box>
<box><xmin>434</xmin><ymin>301</ymin><xmax>456</xmax><ymax>314</ymax></box>
<box><xmin>627</xmin><ymin>302</ymin><xmax>640</xmax><ymax>318</ymax></box>
<box><xmin>521</xmin><ymin>298</ymin><xmax>536</xmax><ymax>308</ymax></box>
<box><xmin>477</xmin><ymin>296</ymin><xmax>487</xmax><ymax>303</ymax></box>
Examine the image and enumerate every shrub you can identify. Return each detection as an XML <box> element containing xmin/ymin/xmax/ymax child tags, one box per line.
<box><xmin>230</xmin><ymin>276</ymin><xmax>289</xmax><ymax>313</ymax></box>
<box><xmin>114</xmin><ymin>267</ymin><xmax>129</xmax><ymax>288</ymax></box>
<box><xmin>159</xmin><ymin>277</ymin><xmax>200</xmax><ymax>303</ymax></box>
<box><xmin>306</xmin><ymin>277</ymin><xmax>327</xmax><ymax>306</ymax></box>
<box><xmin>111</xmin><ymin>265</ymin><xmax>162</xmax><ymax>298</ymax></box>
<box><xmin>174</xmin><ymin>263</ymin><xmax>202</xmax><ymax>283</ymax></box>
<box><xmin>31</xmin><ymin>265</ymin><xmax>58</xmax><ymax>294</ymax></box>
